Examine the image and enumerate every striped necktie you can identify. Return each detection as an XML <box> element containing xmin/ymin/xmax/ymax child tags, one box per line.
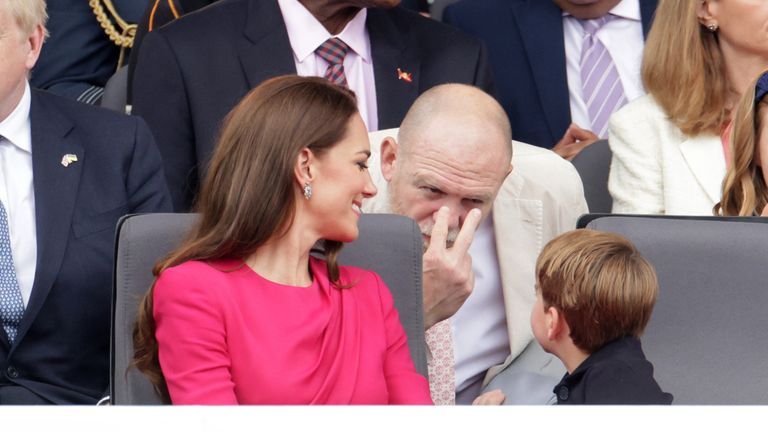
<box><xmin>579</xmin><ymin>15</ymin><xmax>627</xmax><ymax>138</ymax></box>
<box><xmin>0</xmin><ymin>200</ymin><xmax>24</xmax><ymax>343</ymax></box>
<box><xmin>315</xmin><ymin>37</ymin><xmax>350</xmax><ymax>87</ymax></box>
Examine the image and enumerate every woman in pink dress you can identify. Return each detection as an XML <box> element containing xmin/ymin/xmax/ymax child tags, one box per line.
<box><xmin>132</xmin><ymin>76</ymin><xmax>433</xmax><ymax>405</ymax></box>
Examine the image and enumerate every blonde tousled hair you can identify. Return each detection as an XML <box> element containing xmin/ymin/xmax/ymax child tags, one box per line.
<box><xmin>536</xmin><ymin>230</ymin><xmax>659</xmax><ymax>353</ymax></box>
<box><xmin>5</xmin><ymin>0</ymin><xmax>48</xmax><ymax>37</ymax></box>
<box><xmin>642</xmin><ymin>0</ymin><xmax>728</xmax><ymax>136</ymax></box>
<box><xmin>716</xmin><ymin>75</ymin><xmax>768</xmax><ymax>216</ymax></box>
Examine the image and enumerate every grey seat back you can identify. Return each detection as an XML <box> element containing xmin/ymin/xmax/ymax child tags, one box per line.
<box><xmin>101</xmin><ymin>66</ymin><xmax>129</xmax><ymax>114</ymax></box>
<box><xmin>571</xmin><ymin>139</ymin><xmax>612</xmax><ymax>213</ymax></box>
<box><xmin>111</xmin><ymin>213</ymin><xmax>426</xmax><ymax>404</ymax></box>
<box><xmin>585</xmin><ymin>215</ymin><xmax>768</xmax><ymax>404</ymax></box>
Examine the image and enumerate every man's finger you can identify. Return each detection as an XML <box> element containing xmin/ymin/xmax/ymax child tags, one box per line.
<box><xmin>570</xmin><ymin>125</ymin><xmax>598</xmax><ymax>142</ymax></box>
<box><xmin>451</xmin><ymin>208</ymin><xmax>481</xmax><ymax>254</ymax></box>
<box><xmin>427</xmin><ymin>206</ymin><xmax>450</xmax><ymax>252</ymax></box>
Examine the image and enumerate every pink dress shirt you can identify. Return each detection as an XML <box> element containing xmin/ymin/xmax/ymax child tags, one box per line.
<box><xmin>153</xmin><ymin>256</ymin><xmax>432</xmax><ymax>405</ymax></box>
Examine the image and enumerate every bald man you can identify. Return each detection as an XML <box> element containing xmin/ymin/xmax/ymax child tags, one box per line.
<box><xmin>364</xmin><ymin>84</ymin><xmax>588</xmax><ymax>404</ymax></box>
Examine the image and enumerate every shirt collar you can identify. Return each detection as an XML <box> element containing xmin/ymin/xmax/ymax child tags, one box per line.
<box><xmin>562</xmin><ymin>0</ymin><xmax>641</xmax><ymax>21</ymax></box>
<box><xmin>0</xmin><ymin>81</ymin><xmax>32</xmax><ymax>154</ymax></box>
<box><xmin>278</xmin><ymin>0</ymin><xmax>370</xmax><ymax>63</ymax></box>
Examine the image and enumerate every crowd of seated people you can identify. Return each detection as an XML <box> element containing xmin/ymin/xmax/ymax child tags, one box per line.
<box><xmin>0</xmin><ymin>0</ymin><xmax>765</xmax><ymax>406</ymax></box>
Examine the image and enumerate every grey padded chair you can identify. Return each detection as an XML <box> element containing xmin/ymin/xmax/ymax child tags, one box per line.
<box><xmin>583</xmin><ymin>215</ymin><xmax>768</xmax><ymax>404</ymax></box>
<box><xmin>432</xmin><ymin>0</ymin><xmax>460</xmax><ymax>21</ymax></box>
<box><xmin>571</xmin><ymin>139</ymin><xmax>612</xmax><ymax>214</ymax></box>
<box><xmin>100</xmin><ymin>66</ymin><xmax>130</xmax><ymax>114</ymax></box>
<box><xmin>111</xmin><ymin>213</ymin><xmax>427</xmax><ymax>404</ymax></box>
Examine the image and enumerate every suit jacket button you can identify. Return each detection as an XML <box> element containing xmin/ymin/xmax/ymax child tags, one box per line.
<box><xmin>6</xmin><ymin>366</ymin><xmax>19</xmax><ymax>379</ymax></box>
<box><xmin>557</xmin><ymin>385</ymin><xmax>569</xmax><ymax>401</ymax></box>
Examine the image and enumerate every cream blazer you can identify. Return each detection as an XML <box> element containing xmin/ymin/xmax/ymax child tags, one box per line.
<box><xmin>608</xmin><ymin>95</ymin><xmax>726</xmax><ymax>215</ymax></box>
<box><xmin>364</xmin><ymin>129</ymin><xmax>588</xmax><ymax>384</ymax></box>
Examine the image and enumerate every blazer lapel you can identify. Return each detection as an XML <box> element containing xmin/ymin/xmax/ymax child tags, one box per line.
<box><xmin>640</xmin><ymin>0</ymin><xmax>658</xmax><ymax>38</ymax></box>
<box><xmin>679</xmin><ymin>135</ymin><xmax>726</xmax><ymax>205</ymax></box>
<box><xmin>367</xmin><ymin>8</ymin><xmax>420</xmax><ymax>130</ymax></box>
<box><xmin>14</xmin><ymin>91</ymin><xmax>83</xmax><ymax>347</ymax></box>
<box><xmin>492</xmin><ymin>168</ymin><xmax>541</xmax><ymax>363</ymax></box>
<box><xmin>512</xmin><ymin>0</ymin><xmax>570</xmax><ymax>144</ymax></box>
<box><xmin>238</xmin><ymin>0</ymin><xmax>296</xmax><ymax>89</ymax></box>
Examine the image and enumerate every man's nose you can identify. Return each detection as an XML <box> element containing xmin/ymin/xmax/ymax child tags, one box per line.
<box><xmin>432</xmin><ymin>204</ymin><xmax>464</xmax><ymax>230</ymax></box>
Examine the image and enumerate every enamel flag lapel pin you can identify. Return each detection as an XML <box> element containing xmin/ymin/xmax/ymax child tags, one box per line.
<box><xmin>61</xmin><ymin>154</ymin><xmax>78</xmax><ymax>167</ymax></box>
<box><xmin>397</xmin><ymin>68</ymin><xmax>413</xmax><ymax>83</ymax></box>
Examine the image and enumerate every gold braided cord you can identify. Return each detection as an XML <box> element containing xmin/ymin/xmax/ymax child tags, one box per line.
<box><xmin>89</xmin><ymin>0</ymin><xmax>137</xmax><ymax>49</ymax></box>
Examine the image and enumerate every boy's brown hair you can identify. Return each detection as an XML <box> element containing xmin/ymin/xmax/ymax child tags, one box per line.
<box><xmin>536</xmin><ymin>229</ymin><xmax>659</xmax><ymax>353</ymax></box>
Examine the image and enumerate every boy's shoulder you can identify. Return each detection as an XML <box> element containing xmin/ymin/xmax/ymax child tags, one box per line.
<box><xmin>555</xmin><ymin>337</ymin><xmax>673</xmax><ymax>405</ymax></box>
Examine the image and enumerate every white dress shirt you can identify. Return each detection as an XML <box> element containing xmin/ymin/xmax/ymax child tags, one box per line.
<box><xmin>278</xmin><ymin>0</ymin><xmax>379</xmax><ymax>131</ymax></box>
<box><xmin>0</xmin><ymin>81</ymin><xmax>37</xmax><ymax>306</ymax></box>
<box><xmin>452</xmin><ymin>214</ymin><xmax>510</xmax><ymax>392</ymax></box>
<box><xmin>563</xmin><ymin>0</ymin><xmax>645</xmax><ymax>132</ymax></box>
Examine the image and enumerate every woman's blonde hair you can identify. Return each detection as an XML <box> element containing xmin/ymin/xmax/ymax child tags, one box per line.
<box><xmin>716</xmin><ymin>74</ymin><xmax>768</xmax><ymax>216</ymax></box>
<box><xmin>642</xmin><ymin>0</ymin><xmax>728</xmax><ymax>136</ymax></box>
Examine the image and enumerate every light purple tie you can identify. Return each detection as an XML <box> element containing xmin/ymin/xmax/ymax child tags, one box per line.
<box><xmin>579</xmin><ymin>16</ymin><xmax>627</xmax><ymax>138</ymax></box>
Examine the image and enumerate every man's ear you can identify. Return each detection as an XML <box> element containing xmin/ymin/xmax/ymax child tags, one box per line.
<box><xmin>293</xmin><ymin>148</ymin><xmax>316</xmax><ymax>186</ymax></box>
<box><xmin>380</xmin><ymin>137</ymin><xmax>399</xmax><ymax>182</ymax></box>
<box><xmin>25</xmin><ymin>24</ymin><xmax>45</xmax><ymax>70</ymax></box>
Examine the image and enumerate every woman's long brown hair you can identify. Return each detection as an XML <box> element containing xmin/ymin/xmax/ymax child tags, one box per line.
<box><xmin>132</xmin><ymin>76</ymin><xmax>358</xmax><ymax>402</ymax></box>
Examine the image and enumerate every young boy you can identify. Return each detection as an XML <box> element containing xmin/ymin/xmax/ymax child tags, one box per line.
<box><xmin>530</xmin><ymin>229</ymin><xmax>673</xmax><ymax>405</ymax></box>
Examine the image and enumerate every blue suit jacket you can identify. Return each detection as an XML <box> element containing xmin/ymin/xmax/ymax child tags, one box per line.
<box><xmin>31</xmin><ymin>0</ymin><xmax>150</xmax><ymax>102</ymax></box>
<box><xmin>444</xmin><ymin>0</ymin><xmax>657</xmax><ymax>149</ymax></box>
<box><xmin>132</xmin><ymin>0</ymin><xmax>494</xmax><ymax>211</ymax></box>
<box><xmin>0</xmin><ymin>90</ymin><xmax>171</xmax><ymax>404</ymax></box>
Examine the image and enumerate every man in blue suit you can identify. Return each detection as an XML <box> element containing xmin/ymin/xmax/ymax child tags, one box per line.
<box><xmin>0</xmin><ymin>0</ymin><xmax>171</xmax><ymax>404</ymax></box>
<box><xmin>444</xmin><ymin>0</ymin><xmax>657</xmax><ymax>159</ymax></box>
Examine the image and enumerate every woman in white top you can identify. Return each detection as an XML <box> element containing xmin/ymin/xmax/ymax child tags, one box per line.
<box><xmin>608</xmin><ymin>0</ymin><xmax>768</xmax><ymax>215</ymax></box>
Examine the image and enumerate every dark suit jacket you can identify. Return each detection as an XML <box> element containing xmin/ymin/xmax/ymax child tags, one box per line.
<box><xmin>553</xmin><ymin>337</ymin><xmax>673</xmax><ymax>405</ymax></box>
<box><xmin>443</xmin><ymin>0</ymin><xmax>657</xmax><ymax>149</ymax></box>
<box><xmin>0</xmin><ymin>90</ymin><xmax>171</xmax><ymax>404</ymax></box>
<box><xmin>132</xmin><ymin>0</ymin><xmax>494</xmax><ymax>211</ymax></box>
<box><xmin>30</xmin><ymin>0</ymin><xmax>150</xmax><ymax>103</ymax></box>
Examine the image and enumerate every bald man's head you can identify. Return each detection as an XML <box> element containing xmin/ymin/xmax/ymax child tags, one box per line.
<box><xmin>397</xmin><ymin>84</ymin><xmax>512</xmax><ymax>160</ymax></box>
<box><xmin>379</xmin><ymin>84</ymin><xmax>513</xmax><ymax>248</ymax></box>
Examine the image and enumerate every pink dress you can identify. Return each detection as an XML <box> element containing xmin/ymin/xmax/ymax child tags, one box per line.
<box><xmin>153</xmin><ymin>256</ymin><xmax>432</xmax><ymax>405</ymax></box>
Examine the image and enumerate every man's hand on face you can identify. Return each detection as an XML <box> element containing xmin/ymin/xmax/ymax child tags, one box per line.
<box><xmin>422</xmin><ymin>206</ymin><xmax>482</xmax><ymax>330</ymax></box>
<box><xmin>552</xmin><ymin>123</ymin><xmax>599</xmax><ymax>161</ymax></box>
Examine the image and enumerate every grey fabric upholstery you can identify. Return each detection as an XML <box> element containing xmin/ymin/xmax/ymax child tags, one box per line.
<box><xmin>432</xmin><ymin>0</ymin><xmax>460</xmax><ymax>21</ymax></box>
<box><xmin>585</xmin><ymin>215</ymin><xmax>768</xmax><ymax>404</ymax></box>
<box><xmin>482</xmin><ymin>340</ymin><xmax>564</xmax><ymax>405</ymax></box>
<box><xmin>571</xmin><ymin>139</ymin><xmax>612</xmax><ymax>213</ymax></box>
<box><xmin>100</xmin><ymin>66</ymin><xmax>129</xmax><ymax>114</ymax></box>
<box><xmin>111</xmin><ymin>213</ymin><xmax>426</xmax><ymax>404</ymax></box>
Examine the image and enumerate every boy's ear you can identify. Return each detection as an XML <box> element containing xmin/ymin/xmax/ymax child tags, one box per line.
<box><xmin>546</xmin><ymin>306</ymin><xmax>566</xmax><ymax>341</ymax></box>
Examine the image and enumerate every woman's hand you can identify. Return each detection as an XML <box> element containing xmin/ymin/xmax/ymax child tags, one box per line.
<box><xmin>472</xmin><ymin>389</ymin><xmax>506</xmax><ymax>405</ymax></box>
<box><xmin>761</xmin><ymin>204</ymin><xmax>768</xmax><ymax>216</ymax></box>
